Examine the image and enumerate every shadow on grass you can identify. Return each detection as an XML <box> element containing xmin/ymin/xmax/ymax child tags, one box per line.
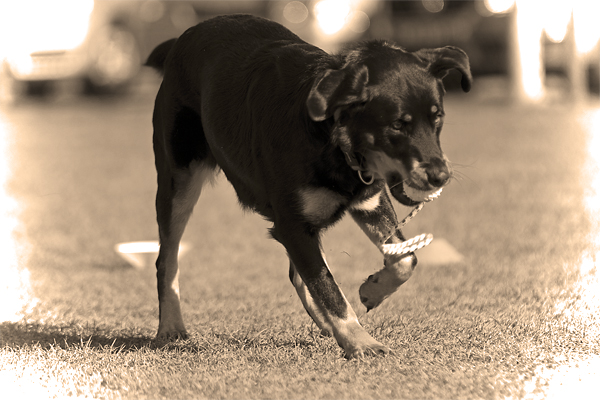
<box><xmin>151</xmin><ymin>326</ymin><xmax>331</xmax><ymax>355</ymax></box>
<box><xmin>0</xmin><ymin>321</ymin><xmax>327</xmax><ymax>355</ymax></box>
<box><xmin>0</xmin><ymin>321</ymin><xmax>154</xmax><ymax>351</ymax></box>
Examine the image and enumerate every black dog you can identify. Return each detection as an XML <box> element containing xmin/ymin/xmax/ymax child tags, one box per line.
<box><xmin>146</xmin><ymin>14</ymin><xmax>471</xmax><ymax>358</ymax></box>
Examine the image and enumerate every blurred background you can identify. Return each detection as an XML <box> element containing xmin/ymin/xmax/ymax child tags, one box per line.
<box><xmin>0</xmin><ymin>0</ymin><xmax>598</xmax><ymax>103</ymax></box>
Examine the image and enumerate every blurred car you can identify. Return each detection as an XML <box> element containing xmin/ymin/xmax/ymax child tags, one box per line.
<box><xmin>0</xmin><ymin>0</ymin><xmax>145</xmax><ymax>102</ymax></box>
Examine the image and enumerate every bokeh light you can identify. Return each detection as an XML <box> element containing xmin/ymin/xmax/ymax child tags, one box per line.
<box><xmin>573</xmin><ymin>1</ymin><xmax>600</xmax><ymax>54</ymax></box>
<box><xmin>486</xmin><ymin>0</ymin><xmax>600</xmax><ymax>102</ymax></box>
<box><xmin>314</xmin><ymin>0</ymin><xmax>351</xmax><ymax>35</ymax></box>
<box><xmin>541</xmin><ymin>1</ymin><xmax>572</xmax><ymax>43</ymax></box>
<box><xmin>0</xmin><ymin>0</ymin><xmax>94</xmax><ymax>57</ymax></box>
<box><xmin>514</xmin><ymin>0</ymin><xmax>545</xmax><ymax>101</ymax></box>
<box><xmin>169</xmin><ymin>2</ymin><xmax>198</xmax><ymax>31</ymax></box>
<box><xmin>347</xmin><ymin>10</ymin><xmax>370</xmax><ymax>34</ymax></box>
<box><xmin>422</xmin><ymin>0</ymin><xmax>444</xmax><ymax>14</ymax></box>
<box><xmin>139</xmin><ymin>0</ymin><xmax>166</xmax><ymax>24</ymax></box>
<box><xmin>283</xmin><ymin>1</ymin><xmax>309</xmax><ymax>24</ymax></box>
<box><xmin>484</xmin><ymin>0</ymin><xmax>515</xmax><ymax>14</ymax></box>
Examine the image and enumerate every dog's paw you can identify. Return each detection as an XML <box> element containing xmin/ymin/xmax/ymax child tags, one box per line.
<box><xmin>358</xmin><ymin>268</ymin><xmax>402</xmax><ymax>312</ymax></box>
<box><xmin>343</xmin><ymin>339</ymin><xmax>391</xmax><ymax>360</ymax></box>
<box><xmin>321</xmin><ymin>328</ymin><xmax>334</xmax><ymax>337</ymax></box>
<box><xmin>335</xmin><ymin>323</ymin><xmax>391</xmax><ymax>359</ymax></box>
<box><xmin>155</xmin><ymin>328</ymin><xmax>189</xmax><ymax>343</ymax></box>
<box><xmin>360</xmin><ymin>254</ymin><xmax>417</xmax><ymax>311</ymax></box>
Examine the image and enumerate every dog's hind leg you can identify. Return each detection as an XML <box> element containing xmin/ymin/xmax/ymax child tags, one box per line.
<box><xmin>289</xmin><ymin>259</ymin><xmax>333</xmax><ymax>337</ymax></box>
<box><xmin>155</xmin><ymin>161</ymin><xmax>215</xmax><ymax>341</ymax></box>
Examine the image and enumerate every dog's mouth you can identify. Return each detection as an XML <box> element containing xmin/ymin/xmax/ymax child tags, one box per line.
<box><xmin>387</xmin><ymin>172</ymin><xmax>444</xmax><ymax>206</ymax></box>
<box><xmin>361</xmin><ymin>151</ymin><xmax>425</xmax><ymax>206</ymax></box>
<box><xmin>361</xmin><ymin>150</ymin><xmax>446</xmax><ymax>206</ymax></box>
<box><xmin>387</xmin><ymin>174</ymin><xmax>421</xmax><ymax>206</ymax></box>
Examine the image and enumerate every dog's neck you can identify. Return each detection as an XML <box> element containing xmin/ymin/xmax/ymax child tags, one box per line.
<box><xmin>331</xmin><ymin>108</ymin><xmax>373</xmax><ymax>184</ymax></box>
<box><xmin>342</xmin><ymin>151</ymin><xmax>374</xmax><ymax>185</ymax></box>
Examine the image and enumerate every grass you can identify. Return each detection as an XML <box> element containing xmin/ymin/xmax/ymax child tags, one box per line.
<box><xmin>1</xmin><ymin>91</ymin><xmax>599</xmax><ymax>399</ymax></box>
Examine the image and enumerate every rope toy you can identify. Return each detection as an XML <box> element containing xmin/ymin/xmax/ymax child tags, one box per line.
<box><xmin>380</xmin><ymin>187</ymin><xmax>442</xmax><ymax>256</ymax></box>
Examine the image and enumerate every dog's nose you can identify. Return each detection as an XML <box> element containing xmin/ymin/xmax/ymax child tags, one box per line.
<box><xmin>426</xmin><ymin>162</ymin><xmax>451</xmax><ymax>188</ymax></box>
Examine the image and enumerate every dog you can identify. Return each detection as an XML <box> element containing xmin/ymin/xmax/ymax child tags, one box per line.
<box><xmin>145</xmin><ymin>14</ymin><xmax>471</xmax><ymax>358</ymax></box>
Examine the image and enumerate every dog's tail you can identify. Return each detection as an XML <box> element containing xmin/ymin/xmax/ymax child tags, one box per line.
<box><xmin>145</xmin><ymin>38</ymin><xmax>177</xmax><ymax>75</ymax></box>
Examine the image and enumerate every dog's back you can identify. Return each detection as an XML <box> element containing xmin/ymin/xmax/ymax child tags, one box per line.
<box><xmin>148</xmin><ymin>15</ymin><xmax>342</xmax><ymax>217</ymax></box>
<box><xmin>146</xmin><ymin>15</ymin><xmax>304</xmax><ymax>71</ymax></box>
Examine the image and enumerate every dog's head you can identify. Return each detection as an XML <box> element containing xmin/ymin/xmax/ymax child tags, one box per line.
<box><xmin>307</xmin><ymin>42</ymin><xmax>471</xmax><ymax>205</ymax></box>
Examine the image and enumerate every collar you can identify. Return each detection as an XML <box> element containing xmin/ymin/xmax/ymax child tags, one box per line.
<box><xmin>334</xmin><ymin>109</ymin><xmax>374</xmax><ymax>186</ymax></box>
<box><xmin>343</xmin><ymin>151</ymin><xmax>374</xmax><ymax>185</ymax></box>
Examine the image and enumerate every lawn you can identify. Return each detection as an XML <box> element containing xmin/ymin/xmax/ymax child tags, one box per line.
<box><xmin>1</xmin><ymin>89</ymin><xmax>599</xmax><ymax>399</ymax></box>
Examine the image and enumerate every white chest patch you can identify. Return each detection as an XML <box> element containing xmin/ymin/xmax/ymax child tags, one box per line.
<box><xmin>298</xmin><ymin>186</ymin><xmax>347</xmax><ymax>225</ymax></box>
<box><xmin>349</xmin><ymin>190</ymin><xmax>382</xmax><ymax>212</ymax></box>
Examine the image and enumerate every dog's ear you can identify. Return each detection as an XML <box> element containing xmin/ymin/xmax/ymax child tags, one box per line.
<box><xmin>307</xmin><ymin>65</ymin><xmax>369</xmax><ymax>121</ymax></box>
<box><xmin>416</xmin><ymin>46</ymin><xmax>472</xmax><ymax>92</ymax></box>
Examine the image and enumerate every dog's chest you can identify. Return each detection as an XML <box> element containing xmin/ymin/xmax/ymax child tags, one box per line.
<box><xmin>297</xmin><ymin>186</ymin><xmax>348</xmax><ymax>226</ymax></box>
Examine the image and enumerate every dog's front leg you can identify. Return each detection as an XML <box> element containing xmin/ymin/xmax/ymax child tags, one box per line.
<box><xmin>349</xmin><ymin>181</ymin><xmax>417</xmax><ymax>311</ymax></box>
<box><xmin>289</xmin><ymin>259</ymin><xmax>334</xmax><ymax>337</ymax></box>
<box><xmin>274</xmin><ymin>221</ymin><xmax>389</xmax><ymax>359</ymax></box>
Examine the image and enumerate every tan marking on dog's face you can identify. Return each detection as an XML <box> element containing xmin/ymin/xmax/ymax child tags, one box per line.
<box><xmin>363</xmin><ymin>150</ymin><xmax>451</xmax><ymax>191</ymax></box>
<box><xmin>298</xmin><ymin>186</ymin><xmax>346</xmax><ymax>225</ymax></box>
<box><xmin>349</xmin><ymin>189</ymin><xmax>381</xmax><ymax>212</ymax></box>
<box><xmin>410</xmin><ymin>158</ymin><xmax>428</xmax><ymax>186</ymax></box>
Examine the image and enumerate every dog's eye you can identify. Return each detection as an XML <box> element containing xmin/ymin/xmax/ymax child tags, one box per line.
<box><xmin>391</xmin><ymin>114</ymin><xmax>411</xmax><ymax>131</ymax></box>
<box><xmin>391</xmin><ymin>120</ymin><xmax>405</xmax><ymax>131</ymax></box>
<box><xmin>431</xmin><ymin>106</ymin><xmax>444</xmax><ymax>126</ymax></box>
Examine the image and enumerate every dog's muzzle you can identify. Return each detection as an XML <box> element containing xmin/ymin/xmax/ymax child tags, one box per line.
<box><xmin>423</xmin><ymin>158</ymin><xmax>451</xmax><ymax>188</ymax></box>
<box><xmin>358</xmin><ymin>150</ymin><xmax>452</xmax><ymax>206</ymax></box>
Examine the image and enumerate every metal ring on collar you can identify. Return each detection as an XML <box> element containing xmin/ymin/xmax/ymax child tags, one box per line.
<box><xmin>358</xmin><ymin>170</ymin><xmax>374</xmax><ymax>185</ymax></box>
